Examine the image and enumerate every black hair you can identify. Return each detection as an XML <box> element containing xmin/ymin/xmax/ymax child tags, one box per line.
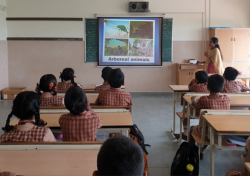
<box><xmin>195</xmin><ymin>71</ymin><xmax>208</xmax><ymax>84</ymax></box>
<box><xmin>4</xmin><ymin>91</ymin><xmax>47</xmax><ymax>132</ymax></box>
<box><xmin>208</xmin><ymin>74</ymin><xmax>225</xmax><ymax>93</ymax></box>
<box><xmin>59</xmin><ymin>68</ymin><xmax>77</xmax><ymax>86</ymax></box>
<box><xmin>97</xmin><ymin>135</ymin><xmax>144</xmax><ymax>176</ymax></box>
<box><xmin>102</xmin><ymin>67</ymin><xmax>112</xmax><ymax>81</ymax></box>
<box><xmin>211</xmin><ymin>37</ymin><xmax>223</xmax><ymax>60</ymax></box>
<box><xmin>64</xmin><ymin>86</ymin><xmax>87</xmax><ymax>115</ymax></box>
<box><xmin>108</xmin><ymin>68</ymin><xmax>124</xmax><ymax>88</ymax></box>
<box><xmin>224</xmin><ymin>67</ymin><xmax>238</xmax><ymax>81</ymax></box>
<box><xmin>36</xmin><ymin>74</ymin><xmax>57</xmax><ymax>95</ymax></box>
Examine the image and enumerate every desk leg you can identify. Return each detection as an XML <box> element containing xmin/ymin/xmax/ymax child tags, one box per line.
<box><xmin>179</xmin><ymin>99</ymin><xmax>186</xmax><ymax>144</ymax></box>
<box><xmin>246</xmin><ymin>79</ymin><xmax>250</xmax><ymax>87</ymax></box>
<box><xmin>210</xmin><ymin>126</ymin><xmax>214</xmax><ymax>176</ymax></box>
<box><xmin>171</xmin><ymin>92</ymin><xmax>176</xmax><ymax>133</ymax></box>
<box><xmin>187</xmin><ymin>104</ymin><xmax>191</xmax><ymax>142</ymax></box>
<box><xmin>201</xmin><ymin>120</ymin><xmax>206</xmax><ymax>147</ymax></box>
<box><xmin>122</xmin><ymin>129</ymin><xmax>129</xmax><ymax>137</ymax></box>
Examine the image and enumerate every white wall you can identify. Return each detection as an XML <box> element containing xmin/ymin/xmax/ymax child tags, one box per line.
<box><xmin>5</xmin><ymin>0</ymin><xmax>250</xmax><ymax>92</ymax></box>
<box><xmin>0</xmin><ymin>0</ymin><xmax>8</xmax><ymax>92</ymax></box>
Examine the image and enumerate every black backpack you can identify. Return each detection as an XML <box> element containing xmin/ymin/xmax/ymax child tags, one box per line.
<box><xmin>171</xmin><ymin>142</ymin><xmax>199</xmax><ymax>176</ymax></box>
<box><xmin>129</xmin><ymin>124</ymin><xmax>151</xmax><ymax>155</ymax></box>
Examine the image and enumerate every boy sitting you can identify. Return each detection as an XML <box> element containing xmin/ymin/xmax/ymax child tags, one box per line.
<box><xmin>95</xmin><ymin>67</ymin><xmax>112</xmax><ymax>91</ymax></box>
<box><xmin>93</xmin><ymin>135</ymin><xmax>147</xmax><ymax>176</ymax></box>
<box><xmin>188</xmin><ymin>71</ymin><xmax>209</xmax><ymax>92</ymax></box>
<box><xmin>222</xmin><ymin>67</ymin><xmax>250</xmax><ymax>93</ymax></box>
<box><xmin>95</xmin><ymin>68</ymin><xmax>133</xmax><ymax>106</ymax></box>
<box><xmin>190</xmin><ymin>74</ymin><xmax>230</xmax><ymax>159</ymax></box>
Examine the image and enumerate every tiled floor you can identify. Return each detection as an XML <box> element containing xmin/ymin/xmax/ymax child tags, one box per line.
<box><xmin>0</xmin><ymin>93</ymin><xmax>245</xmax><ymax>176</ymax></box>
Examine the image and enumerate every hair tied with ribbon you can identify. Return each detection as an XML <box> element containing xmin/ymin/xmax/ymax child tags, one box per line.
<box><xmin>35</xmin><ymin>83</ymin><xmax>40</xmax><ymax>93</ymax></box>
<box><xmin>70</xmin><ymin>73</ymin><xmax>76</xmax><ymax>78</ymax></box>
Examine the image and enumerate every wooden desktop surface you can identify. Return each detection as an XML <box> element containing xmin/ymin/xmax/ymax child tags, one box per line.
<box><xmin>0</xmin><ymin>150</ymin><xmax>98</xmax><ymax>176</ymax></box>
<box><xmin>203</xmin><ymin>115</ymin><xmax>250</xmax><ymax>134</ymax></box>
<box><xmin>87</xmin><ymin>94</ymin><xmax>98</xmax><ymax>104</ymax></box>
<box><xmin>169</xmin><ymin>85</ymin><xmax>189</xmax><ymax>92</ymax></box>
<box><xmin>184</xmin><ymin>96</ymin><xmax>250</xmax><ymax>107</ymax></box>
<box><xmin>9</xmin><ymin>112</ymin><xmax>133</xmax><ymax>128</ymax></box>
<box><xmin>66</xmin><ymin>84</ymin><xmax>125</xmax><ymax>91</ymax></box>
<box><xmin>245</xmin><ymin>162</ymin><xmax>250</xmax><ymax>172</ymax></box>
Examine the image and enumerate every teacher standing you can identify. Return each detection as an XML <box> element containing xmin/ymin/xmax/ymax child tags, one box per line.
<box><xmin>197</xmin><ymin>37</ymin><xmax>224</xmax><ymax>75</ymax></box>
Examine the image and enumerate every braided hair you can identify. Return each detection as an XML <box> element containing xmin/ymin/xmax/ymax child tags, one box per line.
<box><xmin>4</xmin><ymin>91</ymin><xmax>47</xmax><ymax>132</ymax></box>
<box><xmin>211</xmin><ymin>37</ymin><xmax>223</xmax><ymax>61</ymax></box>
<box><xmin>35</xmin><ymin>74</ymin><xmax>57</xmax><ymax>96</ymax></box>
<box><xmin>59</xmin><ymin>68</ymin><xmax>77</xmax><ymax>86</ymax></box>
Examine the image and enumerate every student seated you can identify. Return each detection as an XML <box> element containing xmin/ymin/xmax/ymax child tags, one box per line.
<box><xmin>93</xmin><ymin>135</ymin><xmax>147</xmax><ymax>176</ymax></box>
<box><xmin>95</xmin><ymin>68</ymin><xmax>133</xmax><ymax>106</ymax></box>
<box><xmin>57</xmin><ymin>68</ymin><xmax>83</xmax><ymax>91</ymax></box>
<box><xmin>190</xmin><ymin>74</ymin><xmax>230</xmax><ymax>159</ymax></box>
<box><xmin>36</xmin><ymin>74</ymin><xmax>64</xmax><ymax>106</ymax></box>
<box><xmin>95</xmin><ymin>67</ymin><xmax>112</xmax><ymax>91</ymax></box>
<box><xmin>188</xmin><ymin>71</ymin><xmax>209</xmax><ymax>92</ymax></box>
<box><xmin>59</xmin><ymin>86</ymin><xmax>102</xmax><ymax>141</ymax></box>
<box><xmin>222</xmin><ymin>67</ymin><xmax>250</xmax><ymax>93</ymax></box>
<box><xmin>1</xmin><ymin>91</ymin><xmax>56</xmax><ymax>142</ymax></box>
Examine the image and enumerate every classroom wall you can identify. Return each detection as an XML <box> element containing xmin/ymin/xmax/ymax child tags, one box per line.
<box><xmin>0</xmin><ymin>0</ymin><xmax>8</xmax><ymax>92</ymax></box>
<box><xmin>6</xmin><ymin>0</ymin><xmax>250</xmax><ymax>92</ymax></box>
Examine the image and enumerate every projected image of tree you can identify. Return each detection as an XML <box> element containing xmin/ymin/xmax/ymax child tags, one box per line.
<box><xmin>105</xmin><ymin>39</ymin><xmax>128</xmax><ymax>56</ymax></box>
<box><xmin>130</xmin><ymin>21</ymin><xmax>153</xmax><ymax>39</ymax></box>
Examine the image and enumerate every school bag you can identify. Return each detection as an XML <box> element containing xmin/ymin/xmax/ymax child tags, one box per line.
<box><xmin>171</xmin><ymin>142</ymin><xmax>199</xmax><ymax>176</ymax></box>
<box><xmin>129</xmin><ymin>124</ymin><xmax>151</xmax><ymax>155</ymax></box>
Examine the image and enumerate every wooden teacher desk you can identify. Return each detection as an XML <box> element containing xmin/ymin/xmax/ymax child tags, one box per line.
<box><xmin>9</xmin><ymin>112</ymin><xmax>133</xmax><ymax>137</ymax></box>
<box><xmin>181</xmin><ymin>93</ymin><xmax>250</xmax><ymax>143</ymax></box>
<box><xmin>201</xmin><ymin>111</ymin><xmax>250</xmax><ymax>176</ymax></box>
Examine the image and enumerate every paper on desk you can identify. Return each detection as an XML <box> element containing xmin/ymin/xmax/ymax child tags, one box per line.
<box><xmin>223</xmin><ymin>135</ymin><xmax>247</xmax><ymax>146</ymax></box>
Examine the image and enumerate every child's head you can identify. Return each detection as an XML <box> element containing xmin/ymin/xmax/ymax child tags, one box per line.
<box><xmin>195</xmin><ymin>71</ymin><xmax>208</xmax><ymax>84</ymax></box>
<box><xmin>94</xmin><ymin>135</ymin><xmax>145</xmax><ymax>176</ymax></box>
<box><xmin>108</xmin><ymin>68</ymin><xmax>124</xmax><ymax>88</ymax></box>
<box><xmin>36</xmin><ymin>74</ymin><xmax>57</xmax><ymax>95</ymax></box>
<box><xmin>101</xmin><ymin>67</ymin><xmax>112</xmax><ymax>81</ymax></box>
<box><xmin>224</xmin><ymin>67</ymin><xmax>238</xmax><ymax>81</ymax></box>
<box><xmin>59</xmin><ymin>68</ymin><xmax>77</xmax><ymax>86</ymax></box>
<box><xmin>5</xmin><ymin>91</ymin><xmax>46</xmax><ymax>132</ymax></box>
<box><xmin>64</xmin><ymin>86</ymin><xmax>87</xmax><ymax>115</ymax></box>
<box><xmin>207</xmin><ymin>74</ymin><xmax>225</xmax><ymax>93</ymax></box>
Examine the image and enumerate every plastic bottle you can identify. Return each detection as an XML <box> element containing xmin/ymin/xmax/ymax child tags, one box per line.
<box><xmin>186</xmin><ymin>164</ymin><xmax>194</xmax><ymax>175</ymax></box>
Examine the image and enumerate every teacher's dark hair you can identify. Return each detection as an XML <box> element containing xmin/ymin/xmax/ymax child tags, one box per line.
<box><xmin>211</xmin><ymin>37</ymin><xmax>223</xmax><ymax>61</ymax></box>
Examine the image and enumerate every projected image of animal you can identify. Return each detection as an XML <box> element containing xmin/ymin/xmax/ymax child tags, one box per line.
<box><xmin>130</xmin><ymin>21</ymin><xmax>153</xmax><ymax>39</ymax></box>
<box><xmin>129</xmin><ymin>39</ymin><xmax>153</xmax><ymax>57</ymax></box>
<box><xmin>105</xmin><ymin>20</ymin><xmax>130</xmax><ymax>38</ymax></box>
<box><xmin>105</xmin><ymin>39</ymin><xmax>128</xmax><ymax>56</ymax></box>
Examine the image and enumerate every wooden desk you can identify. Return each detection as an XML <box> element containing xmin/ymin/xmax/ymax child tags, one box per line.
<box><xmin>181</xmin><ymin>94</ymin><xmax>250</xmax><ymax>143</ymax></box>
<box><xmin>57</xmin><ymin>84</ymin><xmax>125</xmax><ymax>92</ymax></box>
<box><xmin>9</xmin><ymin>112</ymin><xmax>133</xmax><ymax>137</ymax></box>
<box><xmin>168</xmin><ymin>85</ymin><xmax>189</xmax><ymax>133</ymax></box>
<box><xmin>56</xmin><ymin>93</ymin><xmax>99</xmax><ymax>105</ymax></box>
<box><xmin>0</xmin><ymin>149</ymin><xmax>98</xmax><ymax>176</ymax></box>
<box><xmin>202</xmin><ymin>113</ymin><xmax>250</xmax><ymax>176</ymax></box>
<box><xmin>245</xmin><ymin>163</ymin><xmax>250</xmax><ymax>173</ymax></box>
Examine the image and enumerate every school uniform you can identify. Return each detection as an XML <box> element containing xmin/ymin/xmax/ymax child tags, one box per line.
<box><xmin>188</xmin><ymin>80</ymin><xmax>209</xmax><ymax>92</ymax></box>
<box><xmin>222</xmin><ymin>79</ymin><xmax>250</xmax><ymax>93</ymax></box>
<box><xmin>57</xmin><ymin>81</ymin><xmax>83</xmax><ymax>91</ymax></box>
<box><xmin>191</xmin><ymin>93</ymin><xmax>230</xmax><ymax>138</ymax></box>
<box><xmin>40</xmin><ymin>95</ymin><xmax>64</xmax><ymax>106</ymax></box>
<box><xmin>95</xmin><ymin>88</ymin><xmax>133</xmax><ymax>106</ymax></box>
<box><xmin>1</xmin><ymin>120</ymin><xmax>56</xmax><ymax>142</ymax></box>
<box><xmin>59</xmin><ymin>111</ymin><xmax>102</xmax><ymax>141</ymax></box>
<box><xmin>95</xmin><ymin>81</ymin><xmax>111</xmax><ymax>91</ymax></box>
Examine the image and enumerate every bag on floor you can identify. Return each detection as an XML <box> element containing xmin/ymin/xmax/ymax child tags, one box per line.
<box><xmin>171</xmin><ymin>142</ymin><xmax>199</xmax><ymax>176</ymax></box>
<box><xmin>130</xmin><ymin>124</ymin><xmax>151</xmax><ymax>154</ymax></box>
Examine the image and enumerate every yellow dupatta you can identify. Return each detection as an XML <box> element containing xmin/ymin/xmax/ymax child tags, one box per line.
<box><xmin>206</xmin><ymin>48</ymin><xmax>224</xmax><ymax>75</ymax></box>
